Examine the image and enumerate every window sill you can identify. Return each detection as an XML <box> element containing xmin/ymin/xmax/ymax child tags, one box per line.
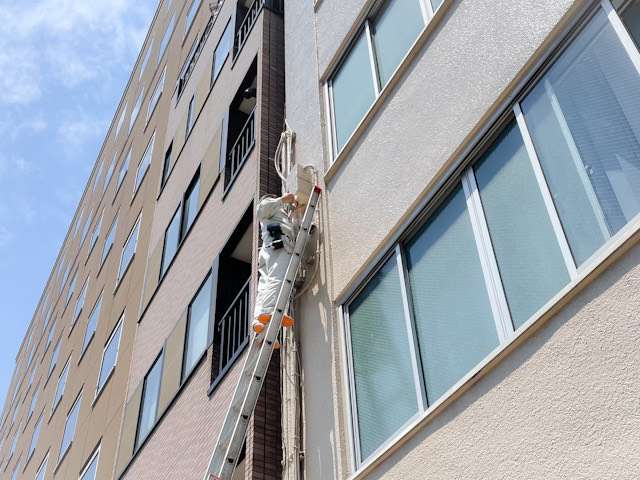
<box><xmin>323</xmin><ymin>0</ymin><xmax>453</xmax><ymax>185</ymax></box>
<box><xmin>346</xmin><ymin>212</ymin><xmax>640</xmax><ymax>480</ymax></box>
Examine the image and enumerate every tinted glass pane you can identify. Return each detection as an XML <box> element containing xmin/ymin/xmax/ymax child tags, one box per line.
<box><xmin>159</xmin><ymin>15</ymin><xmax>176</xmax><ymax>61</ymax></box>
<box><xmin>405</xmin><ymin>186</ymin><xmax>499</xmax><ymax>404</ymax></box>
<box><xmin>182</xmin><ymin>175</ymin><xmax>200</xmax><ymax>238</ymax></box>
<box><xmin>60</xmin><ymin>396</ymin><xmax>81</xmax><ymax>459</ymax></box>
<box><xmin>431</xmin><ymin>0</ymin><xmax>444</xmax><ymax>11</ymax></box>
<box><xmin>349</xmin><ymin>256</ymin><xmax>418</xmax><ymax>460</ymax></box>
<box><xmin>83</xmin><ymin>296</ymin><xmax>101</xmax><ymax>352</ymax></box>
<box><xmin>522</xmin><ymin>9</ymin><xmax>640</xmax><ymax>265</ymax></box>
<box><xmin>213</xmin><ymin>20</ymin><xmax>233</xmax><ymax>81</ymax></box>
<box><xmin>184</xmin><ymin>277</ymin><xmax>211</xmax><ymax>377</ymax></box>
<box><xmin>185</xmin><ymin>0</ymin><xmax>201</xmax><ymax>34</ymax></box>
<box><xmin>102</xmin><ymin>218</ymin><xmax>117</xmax><ymax>264</ymax></box>
<box><xmin>119</xmin><ymin>219</ymin><xmax>140</xmax><ymax>280</ymax></box>
<box><xmin>97</xmin><ymin>322</ymin><xmax>123</xmax><ymax>393</ymax></box>
<box><xmin>36</xmin><ymin>456</ymin><xmax>48</xmax><ymax>480</ymax></box>
<box><xmin>161</xmin><ymin>209</ymin><xmax>181</xmax><ymax>278</ymax></box>
<box><xmin>80</xmin><ymin>451</ymin><xmax>99</xmax><ymax>480</ymax></box>
<box><xmin>372</xmin><ymin>0</ymin><xmax>424</xmax><ymax>87</ymax></box>
<box><xmin>474</xmin><ymin>121</ymin><xmax>570</xmax><ymax>329</ymax></box>
<box><xmin>49</xmin><ymin>341</ymin><xmax>61</xmax><ymax>375</ymax></box>
<box><xmin>621</xmin><ymin>0</ymin><xmax>640</xmax><ymax>49</ymax></box>
<box><xmin>117</xmin><ymin>150</ymin><xmax>130</xmax><ymax>190</ymax></box>
<box><xmin>332</xmin><ymin>32</ymin><xmax>376</xmax><ymax>152</ymax></box>
<box><xmin>29</xmin><ymin>416</ymin><xmax>42</xmax><ymax>457</ymax></box>
<box><xmin>54</xmin><ymin>362</ymin><xmax>69</xmax><ymax>408</ymax></box>
<box><xmin>137</xmin><ymin>354</ymin><xmax>163</xmax><ymax>447</ymax></box>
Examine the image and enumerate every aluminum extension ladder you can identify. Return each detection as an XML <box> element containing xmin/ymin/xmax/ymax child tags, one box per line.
<box><xmin>204</xmin><ymin>185</ymin><xmax>322</xmax><ymax>480</ymax></box>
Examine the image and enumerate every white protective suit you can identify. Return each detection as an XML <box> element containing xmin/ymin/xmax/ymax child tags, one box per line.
<box><xmin>253</xmin><ymin>196</ymin><xmax>297</xmax><ymax>319</ymax></box>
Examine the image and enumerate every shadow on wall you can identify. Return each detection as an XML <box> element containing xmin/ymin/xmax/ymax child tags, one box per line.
<box><xmin>366</xmin><ymin>241</ymin><xmax>640</xmax><ymax>479</ymax></box>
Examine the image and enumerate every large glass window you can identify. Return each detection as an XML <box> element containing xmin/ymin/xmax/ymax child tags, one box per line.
<box><xmin>405</xmin><ymin>186</ymin><xmax>499</xmax><ymax>404</ymax></box>
<box><xmin>79</xmin><ymin>446</ymin><xmax>100</xmax><ymax>480</ymax></box>
<box><xmin>48</xmin><ymin>339</ymin><xmax>61</xmax><ymax>377</ymax></box>
<box><xmin>147</xmin><ymin>67</ymin><xmax>165</xmax><ymax>122</ymax></box>
<box><xmin>474</xmin><ymin>121</ymin><xmax>570</xmax><ymax>328</ymax></box>
<box><xmin>117</xmin><ymin>148</ymin><xmax>131</xmax><ymax>192</ymax></box>
<box><xmin>522</xmin><ymin>8</ymin><xmax>640</xmax><ymax>266</ymax></box>
<box><xmin>347</xmin><ymin>256</ymin><xmax>419</xmax><ymax>460</ymax></box>
<box><xmin>53</xmin><ymin>357</ymin><xmax>70</xmax><ymax>411</ymax></box>
<box><xmin>59</xmin><ymin>393</ymin><xmax>81</xmax><ymax>461</ymax></box>
<box><xmin>183</xmin><ymin>275</ymin><xmax>211</xmax><ymax>378</ymax></box>
<box><xmin>135</xmin><ymin>134</ymin><xmax>155</xmax><ymax>193</ymax></box>
<box><xmin>115</xmin><ymin>105</ymin><xmax>127</xmax><ymax>138</ymax></box>
<box><xmin>136</xmin><ymin>353</ymin><xmax>163</xmax><ymax>448</ymax></box>
<box><xmin>212</xmin><ymin>19</ymin><xmax>233</xmax><ymax>82</ymax></box>
<box><xmin>158</xmin><ymin>15</ymin><xmax>176</xmax><ymax>62</ymax></box>
<box><xmin>82</xmin><ymin>294</ymin><xmax>102</xmax><ymax>353</ymax></box>
<box><xmin>89</xmin><ymin>212</ymin><xmax>102</xmax><ymax>254</ymax></box>
<box><xmin>73</xmin><ymin>279</ymin><xmax>88</xmax><ymax>324</ymax></box>
<box><xmin>161</xmin><ymin>141</ymin><xmax>173</xmax><ymax>188</ymax></box>
<box><xmin>184</xmin><ymin>0</ymin><xmax>201</xmax><ymax>35</ymax></box>
<box><xmin>101</xmin><ymin>215</ymin><xmax>117</xmax><ymax>266</ymax></box>
<box><xmin>371</xmin><ymin>0</ymin><xmax>425</xmax><ymax>87</ymax></box>
<box><xmin>180</xmin><ymin>170</ymin><xmax>200</xmax><ymax>240</ymax></box>
<box><xmin>139</xmin><ymin>40</ymin><xmax>154</xmax><ymax>79</ymax></box>
<box><xmin>96</xmin><ymin>318</ymin><xmax>123</xmax><ymax>395</ymax></box>
<box><xmin>161</xmin><ymin>207</ymin><xmax>181</xmax><ymax>278</ymax></box>
<box><xmin>118</xmin><ymin>216</ymin><xmax>141</xmax><ymax>281</ymax></box>
<box><xmin>331</xmin><ymin>32</ymin><xmax>376</xmax><ymax>153</ymax></box>
<box><xmin>28</xmin><ymin>414</ymin><xmax>42</xmax><ymax>460</ymax></box>
<box><xmin>65</xmin><ymin>271</ymin><xmax>77</xmax><ymax>307</ymax></box>
<box><xmin>28</xmin><ymin>386</ymin><xmax>39</xmax><ymax>419</ymax></box>
<box><xmin>129</xmin><ymin>88</ymin><xmax>144</xmax><ymax>132</ymax></box>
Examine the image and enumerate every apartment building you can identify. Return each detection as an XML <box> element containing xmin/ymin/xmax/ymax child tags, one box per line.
<box><xmin>286</xmin><ymin>0</ymin><xmax>640</xmax><ymax>478</ymax></box>
<box><xmin>0</xmin><ymin>0</ymin><xmax>284</xmax><ymax>479</ymax></box>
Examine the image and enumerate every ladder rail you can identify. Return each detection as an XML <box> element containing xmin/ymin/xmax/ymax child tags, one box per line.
<box><xmin>205</xmin><ymin>186</ymin><xmax>321</xmax><ymax>480</ymax></box>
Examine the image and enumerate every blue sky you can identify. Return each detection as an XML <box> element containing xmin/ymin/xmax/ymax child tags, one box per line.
<box><xmin>0</xmin><ymin>0</ymin><xmax>157</xmax><ymax>411</ymax></box>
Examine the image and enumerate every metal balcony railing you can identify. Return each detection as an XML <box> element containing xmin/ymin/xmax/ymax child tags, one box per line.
<box><xmin>234</xmin><ymin>0</ymin><xmax>265</xmax><ymax>58</ymax></box>
<box><xmin>211</xmin><ymin>279</ymin><xmax>250</xmax><ymax>387</ymax></box>
<box><xmin>224</xmin><ymin>109</ymin><xmax>255</xmax><ymax>191</ymax></box>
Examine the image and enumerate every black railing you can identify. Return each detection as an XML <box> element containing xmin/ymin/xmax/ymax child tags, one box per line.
<box><xmin>224</xmin><ymin>109</ymin><xmax>255</xmax><ymax>191</ymax></box>
<box><xmin>234</xmin><ymin>0</ymin><xmax>265</xmax><ymax>58</ymax></box>
<box><xmin>211</xmin><ymin>279</ymin><xmax>250</xmax><ymax>388</ymax></box>
<box><xmin>177</xmin><ymin>15</ymin><xmax>215</xmax><ymax>100</ymax></box>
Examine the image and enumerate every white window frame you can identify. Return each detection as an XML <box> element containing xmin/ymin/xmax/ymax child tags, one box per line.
<box><xmin>139</xmin><ymin>40</ymin><xmax>154</xmax><ymax>80</ymax></box>
<box><xmin>115</xmin><ymin>104</ymin><xmax>127</xmax><ymax>138</ymax></box>
<box><xmin>326</xmin><ymin>0</ymin><xmax>437</xmax><ymax>160</ymax></box>
<box><xmin>95</xmin><ymin>316</ymin><xmax>124</xmax><ymax>398</ymax></box>
<box><xmin>52</xmin><ymin>355</ymin><xmax>71</xmax><ymax>414</ymax></box>
<box><xmin>82</xmin><ymin>293</ymin><xmax>102</xmax><ymax>356</ymax></box>
<box><xmin>117</xmin><ymin>147</ymin><xmax>132</xmax><ymax>194</ymax></box>
<box><xmin>35</xmin><ymin>452</ymin><xmax>48</xmax><ymax>480</ymax></box>
<box><xmin>186</xmin><ymin>94</ymin><xmax>196</xmax><ymax>137</ymax></box>
<box><xmin>89</xmin><ymin>211</ymin><xmax>103</xmax><ymax>256</ymax></box>
<box><xmin>73</xmin><ymin>278</ymin><xmax>89</xmax><ymax>325</ymax></box>
<box><xmin>117</xmin><ymin>214</ymin><xmax>142</xmax><ymax>283</ymax></box>
<box><xmin>341</xmin><ymin>1</ymin><xmax>640</xmax><ymax>472</ymax></box>
<box><xmin>147</xmin><ymin>67</ymin><xmax>166</xmax><ymax>123</ymax></box>
<box><xmin>48</xmin><ymin>338</ymin><xmax>61</xmax><ymax>379</ymax></box>
<box><xmin>28</xmin><ymin>413</ymin><xmax>43</xmax><ymax>462</ymax></box>
<box><xmin>101</xmin><ymin>215</ymin><xmax>118</xmax><ymax>268</ymax></box>
<box><xmin>129</xmin><ymin>88</ymin><xmax>144</xmax><ymax>133</ymax></box>
<box><xmin>184</xmin><ymin>0</ymin><xmax>202</xmax><ymax>38</ymax></box>
<box><xmin>58</xmin><ymin>391</ymin><xmax>82</xmax><ymax>463</ymax></box>
<box><xmin>79</xmin><ymin>443</ymin><xmax>100</xmax><ymax>480</ymax></box>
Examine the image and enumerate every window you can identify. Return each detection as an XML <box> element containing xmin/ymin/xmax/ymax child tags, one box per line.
<box><xmin>344</xmin><ymin>4</ymin><xmax>640</xmax><ymax>465</ymax></box>
<box><xmin>115</xmin><ymin>105</ymin><xmax>127</xmax><ymax>138</ymax></box>
<box><xmin>92</xmin><ymin>162</ymin><xmax>103</xmax><ymax>192</ymax></box>
<box><xmin>65</xmin><ymin>271</ymin><xmax>77</xmax><ymax>307</ymax></box>
<box><xmin>158</xmin><ymin>15</ymin><xmax>176</xmax><ymax>62</ymax></box>
<box><xmin>147</xmin><ymin>67</ymin><xmax>166</xmax><ymax>123</ymax></box>
<box><xmin>161</xmin><ymin>141</ymin><xmax>173</xmax><ymax>187</ymax></box>
<box><xmin>183</xmin><ymin>275</ymin><xmax>211</xmax><ymax>378</ymax></box>
<box><xmin>10</xmin><ymin>463</ymin><xmax>18</xmax><ymax>480</ymax></box>
<box><xmin>45</xmin><ymin>322</ymin><xmax>55</xmax><ymax>352</ymax></box>
<box><xmin>101</xmin><ymin>216</ymin><xmax>118</xmax><ymax>266</ymax></box>
<box><xmin>328</xmin><ymin>0</ymin><xmax>429</xmax><ymax>155</ymax></box>
<box><xmin>48</xmin><ymin>339</ymin><xmax>61</xmax><ymax>378</ymax></box>
<box><xmin>35</xmin><ymin>454</ymin><xmax>48</xmax><ymax>480</ymax></box>
<box><xmin>184</xmin><ymin>0</ymin><xmax>201</xmax><ymax>36</ymax></box>
<box><xmin>139</xmin><ymin>40</ymin><xmax>154</xmax><ymax>80</ymax></box>
<box><xmin>89</xmin><ymin>212</ymin><xmax>102</xmax><ymax>254</ymax></box>
<box><xmin>346</xmin><ymin>256</ymin><xmax>420</xmax><ymax>461</ymax></box>
<box><xmin>59</xmin><ymin>393</ymin><xmax>81</xmax><ymax>461</ymax></box>
<box><xmin>135</xmin><ymin>353</ymin><xmax>163</xmax><ymax>448</ymax></box>
<box><xmin>82</xmin><ymin>294</ymin><xmax>102</xmax><ymax>354</ymax></box>
<box><xmin>79</xmin><ymin>445</ymin><xmax>100</xmax><ymax>480</ymax></box>
<box><xmin>103</xmin><ymin>156</ymin><xmax>116</xmax><ymax>192</ymax></box>
<box><xmin>160</xmin><ymin>207</ymin><xmax>181</xmax><ymax>278</ymax></box>
<box><xmin>180</xmin><ymin>170</ymin><xmax>200</xmax><ymax>240</ymax></box>
<box><xmin>96</xmin><ymin>318</ymin><xmax>123</xmax><ymax>395</ymax></box>
<box><xmin>118</xmin><ymin>216</ymin><xmax>141</xmax><ymax>281</ymax></box>
<box><xmin>53</xmin><ymin>357</ymin><xmax>70</xmax><ymax>411</ymax></box>
<box><xmin>28</xmin><ymin>414</ymin><xmax>42</xmax><ymax>460</ymax></box>
<box><xmin>28</xmin><ymin>386</ymin><xmax>39</xmax><ymax>419</ymax></box>
<box><xmin>186</xmin><ymin>95</ymin><xmax>196</xmax><ymax>136</ymax></box>
<box><xmin>117</xmin><ymin>148</ymin><xmax>131</xmax><ymax>192</ymax></box>
<box><xmin>129</xmin><ymin>88</ymin><xmax>144</xmax><ymax>132</ymax></box>
<box><xmin>9</xmin><ymin>432</ymin><xmax>17</xmax><ymax>457</ymax></box>
<box><xmin>73</xmin><ymin>279</ymin><xmax>89</xmax><ymax>324</ymax></box>
<box><xmin>79</xmin><ymin>212</ymin><xmax>92</xmax><ymax>246</ymax></box>
<box><xmin>135</xmin><ymin>134</ymin><xmax>155</xmax><ymax>193</ymax></box>
<box><xmin>212</xmin><ymin>19</ymin><xmax>233</xmax><ymax>82</ymax></box>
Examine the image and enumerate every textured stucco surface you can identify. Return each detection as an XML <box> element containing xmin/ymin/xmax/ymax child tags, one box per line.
<box><xmin>364</xmin><ymin>242</ymin><xmax>640</xmax><ymax>480</ymax></box>
<box><xmin>323</xmin><ymin>0</ymin><xmax>576</xmax><ymax>297</ymax></box>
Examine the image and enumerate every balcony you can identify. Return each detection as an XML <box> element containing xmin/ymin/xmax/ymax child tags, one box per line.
<box><xmin>224</xmin><ymin>109</ymin><xmax>255</xmax><ymax>192</ymax></box>
<box><xmin>233</xmin><ymin>0</ymin><xmax>283</xmax><ymax>59</ymax></box>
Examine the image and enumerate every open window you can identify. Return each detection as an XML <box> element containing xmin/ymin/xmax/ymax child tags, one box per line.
<box><xmin>210</xmin><ymin>206</ymin><xmax>253</xmax><ymax>389</ymax></box>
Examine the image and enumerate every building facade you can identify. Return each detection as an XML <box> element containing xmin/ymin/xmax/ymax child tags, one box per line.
<box><xmin>0</xmin><ymin>0</ymin><xmax>284</xmax><ymax>479</ymax></box>
<box><xmin>286</xmin><ymin>0</ymin><xmax>640</xmax><ymax>479</ymax></box>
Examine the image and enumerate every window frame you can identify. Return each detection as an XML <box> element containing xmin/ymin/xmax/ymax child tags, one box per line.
<box><xmin>35</xmin><ymin>452</ymin><xmax>48</xmax><ymax>480</ymax></box>
<box><xmin>95</xmin><ymin>316</ymin><xmax>124</xmax><ymax>398</ymax></box>
<box><xmin>160</xmin><ymin>205</ymin><xmax>182</xmax><ymax>280</ymax></box>
<box><xmin>58</xmin><ymin>391</ymin><xmax>82</xmax><ymax>464</ymax></box>
<box><xmin>78</xmin><ymin>443</ymin><xmax>100</xmax><ymax>480</ymax></box>
<box><xmin>182</xmin><ymin>272</ymin><xmax>212</xmax><ymax>381</ymax></box>
<box><xmin>134</xmin><ymin>134</ymin><xmax>155</xmax><ymax>195</ymax></box>
<box><xmin>27</xmin><ymin>413</ymin><xmax>43</xmax><ymax>463</ymax></box>
<box><xmin>340</xmin><ymin>1</ymin><xmax>640</xmax><ymax>471</ymax></box>
<box><xmin>134</xmin><ymin>351</ymin><xmax>164</xmax><ymax>450</ymax></box>
<box><xmin>180</xmin><ymin>168</ymin><xmax>200</xmax><ymax>241</ymax></box>
<box><xmin>100</xmin><ymin>215</ymin><xmax>118</xmax><ymax>269</ymax></box>
<box><xmin>72</xmin><ymin>278</ymin><xmax>89</xmax><ymax>326</ymax></box>
<box><xmin>184</xmin><ymin>0</ymin><xmax>202</xmax><ymax>38</ymax></box>
<box><xmin>117</xmin><ymin>214</ymin><xmax>142</xmax><ymax>283</ymax></box>
<box><xmin>52</xmin><ymin>355</ymin><xmax>71</xmax><ymax>415</ymax></box>
<box><xmin>147</xmin><ymin>66</ymin><xmax>166</xmax><ymax>124</ymax></box>
<box><xmin>81</xmin><ymin>293</ymin><xmax>102</xmax><ymax>357</ymax></box>
<box><xmin>186</xmin><ymin>94</ymin><xmax>196</xmax><ymax>137</ymax></box>
<box><xmin>116</xmin><ymin>147</ymin><xmax>132</xmax><ymax>195</ymax></box>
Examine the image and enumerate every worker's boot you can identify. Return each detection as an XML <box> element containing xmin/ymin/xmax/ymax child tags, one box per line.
<box><xmin>282</xmin><ymin>314</ymin><xmax>295</xmax><ymax>328</ymax></box>
<box><xmin>253</xmin><ymin>313</ymin><xmax>294</xmax><ymax>332</ymax></box>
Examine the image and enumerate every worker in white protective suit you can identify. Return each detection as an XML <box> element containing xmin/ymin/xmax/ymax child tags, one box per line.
<box><xmin>252</xmin><ymin>192</ymin><xmax>298</xmax><ymax>336</ymax></box>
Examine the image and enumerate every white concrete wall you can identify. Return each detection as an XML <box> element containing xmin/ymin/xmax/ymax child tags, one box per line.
<box><xmin>285</xmin><ymin>0</ymin><xmax>640</xmax><ymax>478</ymax></box>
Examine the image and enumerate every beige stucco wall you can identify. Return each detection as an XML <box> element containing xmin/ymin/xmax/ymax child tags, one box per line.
<box><xmin>285</xmin><ymin>0</ymin><xmax>640</xmax><ymax>479</ymax></box>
